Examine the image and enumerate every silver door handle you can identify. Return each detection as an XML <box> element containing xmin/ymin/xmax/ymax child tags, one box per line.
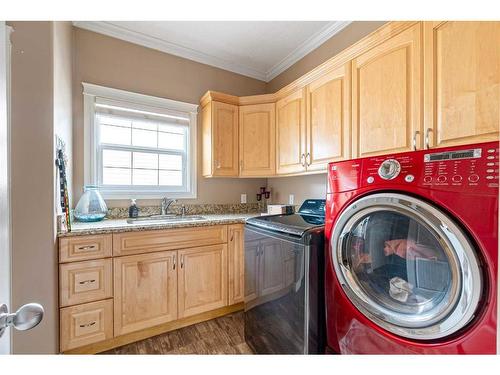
<box><xmin>425</xmin><ymin>128</ymin><xmax>432</xmax><ymax>150</ymax></box>
<box><xmin>412</xmin><ymin>130</ymin><xmax>420</xmax><ymax>151</ymax></box>
<box><xmin>0</xmin><ymin>303</ymin><xmax>44</xmax><ymax>337</ymax></box>
<box><xmin>173</xmin><ymin>254</ymin><xmax>176</xmax><ymax>270</ymax></box>
<box><xmin>306</xmin><ymin>152</ymin><xmax>311</xmax><ymax>166</ymax></box>
<box><xmin>300</xmin><ymin>153</ymin><xmax>306</xmax><ymax>167</ymax></box>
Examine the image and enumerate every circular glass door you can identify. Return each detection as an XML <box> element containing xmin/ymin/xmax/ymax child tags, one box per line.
<box><xmin>331</xmin><ymin>193</ymin><xmax>482</xmax><ymax>340</ymax></box>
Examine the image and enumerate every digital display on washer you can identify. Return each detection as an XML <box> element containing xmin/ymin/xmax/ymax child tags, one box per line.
<box><xmin>424</xmin><ymin>148</ymin><xmax>481</xmax><ymax>162</ymax></box>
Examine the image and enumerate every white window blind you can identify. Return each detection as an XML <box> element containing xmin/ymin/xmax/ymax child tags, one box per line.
<box><xmin>83</xmin><ymin>83</ymin><xmax>198</xmax><ymax>199</ymax></box>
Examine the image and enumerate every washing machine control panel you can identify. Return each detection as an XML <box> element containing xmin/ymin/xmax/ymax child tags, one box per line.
<box><xmin>328</xmin><ymin>142</ymin><xmax>499</xmax><ymax>193</ymax></box>
<box><xmin>359</xmin><ymin>142</ymin><xmax>499</xmax><ymax>191</ymax></box>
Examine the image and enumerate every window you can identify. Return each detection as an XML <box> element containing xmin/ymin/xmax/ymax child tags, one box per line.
<box><xmin>83</xmin><ymin>83</ymin><xmax>198</xmax><ymax>199</ymax></box>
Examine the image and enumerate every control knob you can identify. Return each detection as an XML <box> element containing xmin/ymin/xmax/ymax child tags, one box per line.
<box><xmin>378</xmin><ymin>159</ymin><xmax>401</xmax><ymax>180</ymax></box>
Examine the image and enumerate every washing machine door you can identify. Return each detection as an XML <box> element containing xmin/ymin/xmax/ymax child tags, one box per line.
<box><xmin>331</xmin><ymin>192</ymin><xmax>482</xmax><ymax>340</ymax></box>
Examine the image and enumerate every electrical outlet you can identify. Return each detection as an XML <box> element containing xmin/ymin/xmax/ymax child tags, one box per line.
<box><xmin>241</xmin><ymin>194</ymin><xmax>247</xmax><ymax>204</ymax></box>
<box><xmin>288</xmin><ymin>194</ymin><xmax>294</xmax><ymax>205</ymax></box>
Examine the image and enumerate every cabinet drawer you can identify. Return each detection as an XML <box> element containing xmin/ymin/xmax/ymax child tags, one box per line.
<box><xmin>60</xmin><ymin>299</ymin><xmax>113</xmax><ymax>352</ymax></box>
<box><xmin>59</xmin><ymin>259</ymin><xmax>113</xmax><ymax>307</ymax></box>
<box><xmin>113</xmin><ymin>225</ymin><xmax>228</xmax><ymax>256</ymax></box>
<box><xmin>59</xmin><ymin>234</ymin><xmax>112</xmax><ymax>263</ymax></box>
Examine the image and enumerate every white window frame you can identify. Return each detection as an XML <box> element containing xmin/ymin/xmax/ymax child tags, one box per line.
<box><xmin>83</xmin><ymin>82</ymin><xmax>198</xmax><ymax>199</ymax></box>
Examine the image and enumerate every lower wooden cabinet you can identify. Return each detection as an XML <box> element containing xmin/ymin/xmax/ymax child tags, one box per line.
<box><xmin>60</xmin><ymin>299</ymin><xmax>113</xmax><ymax>351</ymax></box>
<box><xmin>228</xmin><ymin>224</ymin><xmax>244</xmax><ymax>305</ymax></box>
<box><xmin>59</xmin><ymin>224</ymin><xmax>243</xmax><ymax>352</ymax></box>
<box><xmin>113</xmin><ymin>251</ymin><xmax>178</xmax><ymax>336</ymax></box>
<box><xmin>59</xmin><ymin>258</ymin><xmax>113</xmax><ymax>307</ymax></box>
<box><xmin>178</xmin><ymin>244</ymin><xmax>228</xmax><ymax>318</ymax></box>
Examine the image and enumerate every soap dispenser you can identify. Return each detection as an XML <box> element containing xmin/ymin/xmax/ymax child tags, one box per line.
<box><xmin>129</xmin><ymin>199</ymin><xmax>139</xmax><ymax>218</ymax></box>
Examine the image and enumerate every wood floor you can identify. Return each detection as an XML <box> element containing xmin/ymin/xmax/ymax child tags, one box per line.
<box><xmin>101</xmin><ymin>312</ymin><xmax>253</xmax><ymax>355</ymax></box>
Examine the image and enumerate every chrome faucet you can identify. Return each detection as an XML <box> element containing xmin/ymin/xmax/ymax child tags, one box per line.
<box><xmin>161</xmin><ymin>197</ymin><xmax>177</xmax><ymax>215</ymax></box>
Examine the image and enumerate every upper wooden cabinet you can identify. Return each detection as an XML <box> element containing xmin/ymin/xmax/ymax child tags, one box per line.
<box><xmin>200</xmin><ymin>21</ymin><xmax>499</xmax><ymax>177</ymax></box>
<box><xmin>305</xmin><ymin>62</ymin><xmax>351</xmax><ymax>171</ymax></box>
<box><xmin>276</xmin><ymin>89</ymin><xmax>307</xmax><ymax>174</ymax></box>
<box><xmin>424</xmin><ymin>21</ymin><xmax>500</xmax><ymax>148</ymax></box>
<box><xmin>352</xmin><ymin>23</ymin><xmax>422</xmax><ymax>158</ymax></box>
<box><xmin>239</xmin><ymin>103</ymin><xmax>276</xmax><ymax>177</ymax></box>
<box><xmin>202</xmin><ymin>100</ymin><xmax>239</xmax><ymax>177</ymax></box>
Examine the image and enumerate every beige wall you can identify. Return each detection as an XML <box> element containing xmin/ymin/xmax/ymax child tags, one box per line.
<box><xmin>73</xmin><ymin>28</ymin><xmax>268</xmax><ymax>208</ymax></box>
<box><xmin>266</xmin><ymin>21</ymin><xmax>386</xmax><ymax>205</ymax></box>
<box><xmin>8</xmin><ymin>21</ymin><xmax>59</xmax><ymax>354</ymax></box>
<box><xmin>268</xmin><ymin>174</ymin><xmax>327</xmax><ymax>205</ymax></box>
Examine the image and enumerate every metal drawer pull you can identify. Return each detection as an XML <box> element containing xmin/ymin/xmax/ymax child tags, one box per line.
<box><xmin>180</xmin><ymin>255</ymin><xmax>184</xmax><ymax>268</ymax></box>
<box><xmin>425</xmin><ymin>128</ymin><xmax>432</xmax><ymax>150</ymax></box>
<box><xmin>79</xmin><ymin>321</ymin><xmax>96</xmax><ymax>328</ymax></box>
<box><xmin>78</xmin><ymin>279</ymin><xmax>96</xmax><ymax>285</ymax></box>
<box><xmin>173</xmin><ymin>255</ymin><xmax>176</xmax><ymax>270</ymax></box>
<box><xmin>301</xmin><ymin>153</ymin><xmax>306</xmax><ymax>167</ymax></box>
<box><xmin>77</xmin><ymin>245</ymin><xmax>96</xmax><ymax>250</ymax></box>
<box><xmin>306</xmin><ymin>152</ymin><xmax>311</xmax><ymax>166</ymax></box>
<box><xmin>412</xmin><ymin>130</ymin><xmax>420</xmax><ymax>151</ymax></box>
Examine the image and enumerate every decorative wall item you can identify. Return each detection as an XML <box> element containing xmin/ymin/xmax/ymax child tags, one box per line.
<box><xmin>257</xmin><ymin>186</ymin><xmax>270</xmax><ymax>201</ymax></box>
<box><xmin>55</xmin><ymin>136</ymin><xmax>71</xmax><ymax>232</ymax></box>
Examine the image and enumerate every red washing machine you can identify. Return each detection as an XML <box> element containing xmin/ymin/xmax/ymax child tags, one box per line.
<box><xmin>325</xmin><ymin>141</ymin><xmax>498</xmax><ymax>354</ymax></box>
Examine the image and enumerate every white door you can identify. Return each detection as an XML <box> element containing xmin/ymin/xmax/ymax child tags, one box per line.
<box><xmin>0</xmin><ymin>24</ymin><xmax>44</xmax><ymax>353</ymax></box>
<box><xmin>0</xmin><ymin>21</ymin><xmax>11</xmax><ymax>354</ymax></box>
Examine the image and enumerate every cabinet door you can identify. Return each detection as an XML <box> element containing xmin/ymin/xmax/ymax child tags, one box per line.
<box><xmin>212</xmin><ymin>101</ymin><xmax>239</xmax><ymax>176</ymax></box>
<box><xmin>276</xmin><ymin>89</ymin><xmax>307</xmax><ymax>174</ymax></box>
<box><xmin>228</xmin><ymin>224</ymin><xmax>245</xmax><ymax>305</ymax></box>
<box><xmin>178</xmin><ymin>244</ymin><xmax>228</xmax><ymax>318</ymax></box>
<box><xmin>239</xmin><ymin>103</ymin><xmax>276</xmax><ymax>176</ymax></box>
<box><xmin>113</xmin><ymin>251</ymin><xmax>177</xmax><ymax>336</ymax></box>
<box><xmin>352</xmin><ymin>23</ymin><xmax>422</xmax><ymax>157</ymax></box>
<box><xmin>259</xmin><ymin>240</ymin><xmax>285</xmax><ymax>297</ymax></box>
<box><xmin>244</xmin><ymin>240</ymin><xmax>260</xmax><ymax>304</ymax></box>
<box><xmin>306</xmin><ymin>62</ymin><xmax>351</xmax><ymax>171</ymax></box>
<box><xmin>424</xmin><ymin>21</ymin><xmax>500</xmax><ymax>148</ymax></box>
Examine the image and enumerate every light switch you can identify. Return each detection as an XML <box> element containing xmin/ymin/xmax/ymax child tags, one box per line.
<box><xmin>241</xmin><ymin>194</ymin><xmax>247</xmax><ymax>204</ymax></box>
<box><xmin>288</xmin><ymin>194</ymin><xmax>294</xmax><ymax>205</ymax></box>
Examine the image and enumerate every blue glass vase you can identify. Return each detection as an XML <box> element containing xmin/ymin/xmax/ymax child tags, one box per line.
<box><xmin>74</xmin><ymin>185</ymin><xmax>108</xmax><ymax>222</ymax></box>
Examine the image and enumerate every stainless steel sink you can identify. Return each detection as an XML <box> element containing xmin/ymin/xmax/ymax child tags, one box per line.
<box><xmin>126</xmin><ymin>215</ymin><xmax>206</xmax><ymax>224</ymax></box>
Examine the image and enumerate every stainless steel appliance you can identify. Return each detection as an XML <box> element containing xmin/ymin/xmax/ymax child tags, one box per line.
<box><xmin>244</xmin><ymin>199</ymin><xmax>326</xmax><ymax>354</ymax></box>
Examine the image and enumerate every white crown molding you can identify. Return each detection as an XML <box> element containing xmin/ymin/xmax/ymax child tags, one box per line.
<box><xmin>73</xmin><ymin>21</ymin><xmax>267</xmax><ymax>81</ymax></box>
<box><xmin>73</xmin><ymin>21</ymin><xmax>351</xmax><ymax>83</ymax></box>
<box><xmin>265</xmin><ymin>21</ymin><xmax>351</xmax><ymax>82</ymax></box>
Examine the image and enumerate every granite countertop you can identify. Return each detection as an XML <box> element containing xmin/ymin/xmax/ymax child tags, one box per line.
<box><xmin>59</xmin><ymin>213</ymin><xmax>261</xmax><ymax>238</ymax></box>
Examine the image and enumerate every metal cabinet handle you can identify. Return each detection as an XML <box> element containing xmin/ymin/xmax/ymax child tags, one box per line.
<box><xmin>306</xmin><ymin>152</ymin><xmax>311</xmax><ymax>166</ymax></box>
<box><xmin>425</xmin><ymin>128</ymin><xmax>432</xmax><ymax>150</ymax></box>
<box><xmin>78</xmin><ymin>279</ymin><xmax>96</xmax><ymax>285</ymax></box>
<box><xmin>300</xmin><ymin>153</ymin><xmax>306</xmax><ymax>167</ymax></box>
<box><xmin>412</xmin><ymin>130</ymin><xmax>420</xmax><ymax>151</ymax></box>
<box><xmin>77</xmin><ymin>245</ymin><xmax>96</xmax><ymax>251</ymax></box>
<box><xmin>216</xmin><ymin>160</ymin><xmax>221</xmax><ymax>169</ymax></box>
<box><xmin>79</xmin><ymin>321</ymin><xmax>96</xmax><ymax>328</ymax></box>
<box><xmin>180</xmin><ymin>255</ymin><xmax>184</xmax><ymax>268</ymax></box>
<box><xmin>239</xmin><ymin>160</ymin><xmax>243</xmax><ymax>172</ymax></box>
<box><xmin>173</xmin><ymin>254</ymin><xmax>176</xmax><ymax>270</ymax></box>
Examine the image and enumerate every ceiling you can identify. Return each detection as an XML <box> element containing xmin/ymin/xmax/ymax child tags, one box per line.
<box><xmin>73</xmin><ymin>21</ymin><xmax>351</xmax><ymax>82</ymax></box>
